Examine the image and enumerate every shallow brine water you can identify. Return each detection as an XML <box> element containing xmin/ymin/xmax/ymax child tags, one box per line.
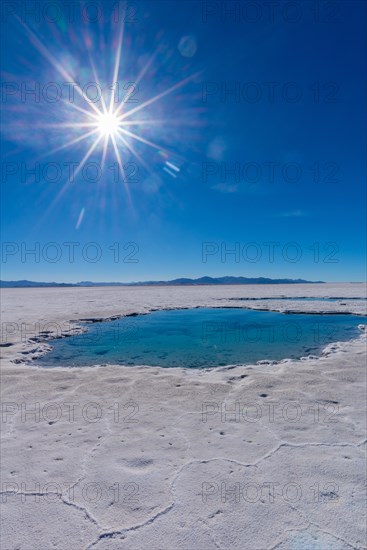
<box><xmin>36</xmin><ymin>308</ymin><xmax>366</xmax><ymax>368</ymax></box>
<box><xmin>228</xmin><ymin>297</ymin><xmax>367</xmax><ymax>302</ymax></box>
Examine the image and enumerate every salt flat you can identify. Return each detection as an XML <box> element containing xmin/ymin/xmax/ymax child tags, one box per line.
<box><xmin>1</xmin><ymin>283</ymin><xmax>366</xmax><ymax>549</ymax></box>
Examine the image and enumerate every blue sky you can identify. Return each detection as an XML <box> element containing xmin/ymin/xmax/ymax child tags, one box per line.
<box><xmin>1</xmin><ymin>0</ymin><xmax>366</xmax><ymax>282</ymax></box>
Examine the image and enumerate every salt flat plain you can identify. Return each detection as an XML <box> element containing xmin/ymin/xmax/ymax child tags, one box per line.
<box><xmin>1</xmin><ymin>283</ymin><xmax>366</xmax><ymax>549</ymax></box>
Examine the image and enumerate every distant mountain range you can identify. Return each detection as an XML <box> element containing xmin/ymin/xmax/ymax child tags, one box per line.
<box><xmin>0</xmin><ymin>276</ymin><xmax>324</xmax><ymax>288</ymax></box>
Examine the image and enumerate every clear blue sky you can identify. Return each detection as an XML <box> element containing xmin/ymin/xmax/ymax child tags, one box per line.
<box><xmin>1</xmin><ymin>0</ymin><xmax>366</xmax><ymax>282</ymax></box>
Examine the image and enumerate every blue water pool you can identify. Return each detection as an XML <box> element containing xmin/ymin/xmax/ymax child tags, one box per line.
<box><xmin>228</xmin><ymin>297</ymin><xmax>367</xmax><ymax>302</ymax></box>
<box><xmin>36</xmin><ymin>308</ymin><xmax>366</xmax><ymax>368</ymax></box>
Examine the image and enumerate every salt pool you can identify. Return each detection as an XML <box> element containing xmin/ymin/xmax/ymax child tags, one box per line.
<box><xmin>36</xmin><ymin>308</ymin><xmax>366</xmax><ymax>368</ymax></box>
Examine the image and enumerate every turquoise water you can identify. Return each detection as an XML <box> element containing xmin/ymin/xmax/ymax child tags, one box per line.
<box><xmin>36</xmin><ymin>308</ymin><xmax>366</xmax><ymax>368</ymax></box>
<box><xmin>228</xmin><ymin>297</ymin><xmax>367</xmax><ymax>302</ymax></box>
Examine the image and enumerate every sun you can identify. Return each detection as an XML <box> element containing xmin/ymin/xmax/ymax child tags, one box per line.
<box><xmin>21</xmin><ymin>11</ymin><xmax>198</xmax><ymax>196</ymax></box>
<box><xmin>96</xmin><ymin>111</ymin><xmax>121</xmax><ymax>137</ymax></box>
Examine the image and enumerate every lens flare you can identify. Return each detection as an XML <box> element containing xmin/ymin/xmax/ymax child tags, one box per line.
<box><xmin>96</xmin><ymin>112</ymin><xmax>121</xmax><ymax>138</ymax></box>
<box><xmin>10</xmin><ymin>3</ymin><xmax>201</xmax><ymax>225</ymax></box>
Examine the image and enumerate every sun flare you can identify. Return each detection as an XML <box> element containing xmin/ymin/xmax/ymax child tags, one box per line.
<box><xmin>15</xmin><ymin>5</ymin><xmax>199</xmax><ymax>213</ymax></box>
<box><xmin>96</xmin><ymin>112</ymin><xmax>121</xmax><ymax>137</ymax></box>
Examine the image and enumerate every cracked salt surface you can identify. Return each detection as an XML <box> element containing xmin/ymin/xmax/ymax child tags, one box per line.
<box><xmin>1</xmin><ymin>284</ymin><xmax>366</xmax><ymax>549</ymax></box>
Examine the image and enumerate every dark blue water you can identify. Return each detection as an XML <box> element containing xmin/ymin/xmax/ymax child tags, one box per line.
<box><xmin>36</xmin><ymin>308</ymin><xmax>366</xmax><ymax>368</ymax></box>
